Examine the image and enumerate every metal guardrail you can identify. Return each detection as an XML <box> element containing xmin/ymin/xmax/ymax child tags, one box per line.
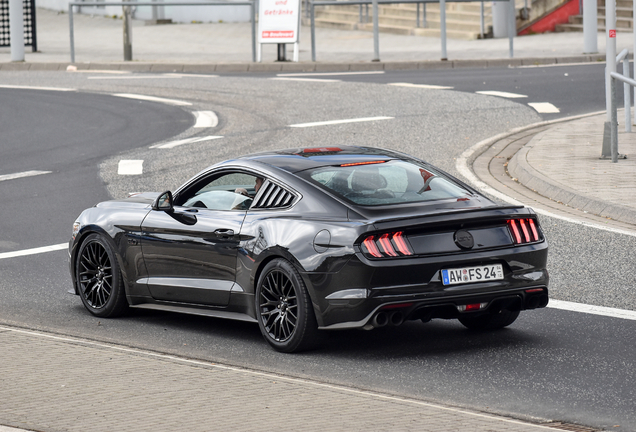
<box><xmin>68</xmin><ymin>1</ymin><xmax>257</xmax><ymax>63</ymax></box>
<box><xmin>309</xmin><ymin>0</ymin><xmax>515</xmax><ymax>62</ymax></box>
<box><xmin>606</xmin><ymin>48</ymin><xmax>632</xmax><ymax>163</ymax></box>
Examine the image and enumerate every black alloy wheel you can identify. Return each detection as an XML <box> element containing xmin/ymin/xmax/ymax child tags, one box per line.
<box><xmin>256</xmin><ymin>259</ymin><xmax>320</xmax><ymax>353</ymax></box>
<box><xmin>76</xmin><ymin>234</ymin><xmax>128</xmax><ymax>318</ymax></box>
<box><xmin>458</xmin><ymin>309</ymin><xmax>520</xmax><ymax>330</ymax></box>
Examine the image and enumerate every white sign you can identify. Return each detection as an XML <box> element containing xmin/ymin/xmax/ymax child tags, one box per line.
<box><xmin>258</xmin><ymin>0</ymin><xmax>301</xmax><ymax>44</ymax></box>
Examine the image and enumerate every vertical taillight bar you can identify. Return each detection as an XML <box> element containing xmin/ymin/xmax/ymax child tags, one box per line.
<box><xmin>508</xmin><ymin>218</ymin><xmax>541</xmax><ymax>244</ymax></box>
<box><xmin>361</xmin><ymin>232</ymin><xmax>413</xmax><ymax>258</ymax></box>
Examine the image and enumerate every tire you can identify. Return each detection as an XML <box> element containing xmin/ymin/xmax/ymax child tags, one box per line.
<box><xmin>255</xmin><ymin>258</ymin><xmax>321</xmax><ymax>353</ymax></box>
<box><xmin>76</xmin><ymin>233</ymin><xmax>128</xmax><ymax>318</ymax></box>
<box><xmin>458</xmin><ymin>309</ymin><xmax>520</xmax><ymax>330</ymax></box>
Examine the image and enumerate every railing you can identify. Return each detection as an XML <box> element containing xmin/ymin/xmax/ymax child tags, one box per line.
<box><xmin>606</xmin><ymin>48</ymin><xmax>632</xmax><ymax>163</ymax></box>
<box><xmin>309</xmin><ymin>0</ymin><xmax>515</xmax><ymax>62</ymax></box>
<box><xmin>67</xmin><ymin>1</ymin><xmax>257</xmax><ymax>63</ymax></box>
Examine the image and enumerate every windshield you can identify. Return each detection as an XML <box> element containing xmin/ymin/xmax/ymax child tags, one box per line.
<box><xmin>299</xmin><ymin>160</ymin><xmax>471</xmax><ymax>206</ymax></box>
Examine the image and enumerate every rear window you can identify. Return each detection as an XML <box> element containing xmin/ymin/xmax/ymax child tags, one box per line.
<box><xmin>300</xmin><ymin>160</ymin><xmax>471</xmax><ymax>206</ymax></box>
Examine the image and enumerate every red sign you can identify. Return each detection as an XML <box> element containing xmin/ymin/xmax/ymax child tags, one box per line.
<box><xmin>609</xmin><ymin>29</ymin><xmax>617</xmax><ymax>38</ymax></box>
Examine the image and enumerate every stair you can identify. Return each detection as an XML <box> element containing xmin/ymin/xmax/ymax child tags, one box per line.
<box><xmin>556</xmin><ymin>0</ymin><xmax>633</xmax><ymax>32</ymax></box>
<box><xmin>308</xmin><ymin>2</ymin><xmax>492</xmax><ymax>40</ymax></box>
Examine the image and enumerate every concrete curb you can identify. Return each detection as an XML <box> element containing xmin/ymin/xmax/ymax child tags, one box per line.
<box><xmin>0</xmin><ymin>54</ymin><xmax>607</xmax><ymax>73</ymax></box>
<box><xmin>507</xmin><ymin>130</ymin><xmax>636</xmax><ymax>226</ymax></box>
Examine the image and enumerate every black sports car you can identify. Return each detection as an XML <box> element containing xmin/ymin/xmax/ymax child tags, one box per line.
<box><xmin>69</xmin><ymin>146</ymin><xmax>549</xmax><ymax>352</ymax></box>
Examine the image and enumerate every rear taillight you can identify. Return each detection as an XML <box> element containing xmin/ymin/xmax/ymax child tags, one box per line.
<box><xmin>507</xmin><ymin>218</ymin><xmax>541</xmax><ymax>244</ymax></box>
<box><xmin>361</xmin><ymin>231</ymin><xmax>413</xmax><ymax>258</ymax></box>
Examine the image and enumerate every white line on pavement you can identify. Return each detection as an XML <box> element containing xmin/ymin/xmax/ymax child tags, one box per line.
<box><xmin>164</xmin><ymin>73</ymin><xmax>219</xmax><ymax>78</ymax></box>
<box><xmin>277</xmin><ymin>71</ymin><xmax>385</xmax><ymax>77</ymax></box>
<box><xmin>548</xmin><ymin>299</ymin><xmax>636</xmax><ymax>321</ymax></box>
<box><xmin>0</xmin><ymin>85</ymin><xmax>76</xmax><ymax>92</ymax></box>
<box><xmin>0</xmin><ymin>170</ymin><xmax>51</xmax><ymax>182</ymax></box>
<box><xmin>290</xmin><ymin>116</ymin><xmax>394</xmax><ymax>128</ymax></box>
<box><xmin>528</xmin><ymin>102</ymin><xmax>560</xmax><ymax>113</ymax></box>
<box><xmin>118</xmin><ymin>160</ymin><xmax>144</xmax><ymax>175</ymax></box>
<box><xmin>150</xmin><ymin>136</ymin><xmax>223</xmax><ymax>149</ymax></box>
<box><xmin>0</xmin><ymin>243</ymin><xmax>67</xmax><ymax>260</ymax></box>
<box><xmin>389</xmin><ymin>82</ymin><xmax>454</xmax><ymax>90</ymax></box>
<box><xmin>112</xmin><ymin>93</ymin><xmax>192</xmax><ymax>106</ymax></box>
<box><xmin>67</xmin><ymin>70</ymin><xmax>131</xmax><ymax>74</ymax></box>
<box><xmin>270</xmin><ymin>77</ymin><xmax>341</xmax><ymax>83</ymax></box>
<box><xmin>89</xmin><ymin>75</ymin><xmax>183</xmax><ymax>80</ymax></box>
<box><xmin>193</xmin><ymin>111</ymin><xmax>219</xmax><ymax>128</ymax></box>
<box><xmin>476</xmin><ymin>90</ymin><xmax>528</xmax><ymax>98</ymax></box>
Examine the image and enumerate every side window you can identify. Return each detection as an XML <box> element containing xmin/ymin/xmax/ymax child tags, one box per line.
<box><xmin>177</xmin><ymin>172</ymin><xmax>264</xmax><ymax>211</ymax></box>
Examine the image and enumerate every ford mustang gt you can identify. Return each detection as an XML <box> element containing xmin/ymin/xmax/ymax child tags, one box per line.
<box><xmin>69</xmin><ymin>146</ymin><xmax>549</xmax><ymax>352</ymax></box>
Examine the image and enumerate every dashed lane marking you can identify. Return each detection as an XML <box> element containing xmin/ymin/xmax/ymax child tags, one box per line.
<box><xmin>270</xmin><ymin>77</ymin><xmax>341</xmax><ymax>83</ymax></box>
<box><xmin>0</xmin><ymin>170</ymin><xmax>51</xmax><ymax>182</ymax></box>
<box><xmin>112</xmin><ymin>93</ymin><xmax>192</xmax><ymax>106</ymax></box>
<box><xmin>548</xmin><ymin>299</ymin><xmax>636</xmax><ymax>321</ymax></box>
<box><xmin>476</xmin><ymin>90</ymin><xmax>528</xmax><ymax>98</ymax></box>
<box><xmin>0</xmin><ymin>243</ymin><xmax>67</xmax><ymax>260</ymax></box>
<box><xmin>389</xmin><ymin>82</ymin><xmax>454</xmax><ymax>90</ymax></box>
<box><xmin>117</xmin><ymin>160</ymin><xmax>144</xmax><ymax>175</ymax></box>
<box><xmin>150</xmin><ymin>136</ymin><xmax>223</xmax><ymax>149</ymax></box>
<box><xmin>193</xmin><ymin>111</ymin><xmax>219</xmax><ymax>128</ymax></box>
<box><xmin>289</xmin><ymin>116</ymin><xmax>394</xmax><ymax>128</ymax></box>
<box><xmin>0</xmin><ymin>85</ymin><xmax>75</xmax><ymax>92</ymax></box>
<box><xmin>528</xmin><ymin>102</ymin><xmax>560</xmax><ymax>114</ymax></box>
<box><xmin>277</xmin><ymin>71</ymin><xmax>385</xmax><ymax>77</ymax></box>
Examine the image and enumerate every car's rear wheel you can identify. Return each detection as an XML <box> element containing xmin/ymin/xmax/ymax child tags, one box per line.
<box><xmin>256</xmin><ymin>259</ymin><xmax>320</xmax><ymax>353</ymax></box>
<box><xmin>76</xmin><ymin>233</ymin><xmax>128</xmax><ymax>318</ymax></box>
<box><xmin>458</xmin><ymin>309</ymin><xmax>520</xmax><ymax>330</ymax></box>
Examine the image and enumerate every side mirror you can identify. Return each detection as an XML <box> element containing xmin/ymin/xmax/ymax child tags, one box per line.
<box><xmin>153</xmin><ymin>191</ymin><xmax>174</xmax><ymax>212</ymax></box>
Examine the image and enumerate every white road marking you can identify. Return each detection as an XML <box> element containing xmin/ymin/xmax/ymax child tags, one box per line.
<box><xmin>0</xmin><ymin>324</ymin><xmax>562</xmax><ymax>431</ymax></box>
<box><xmin>150</xmin><ymin>136</ymin><xmax>223</xmax><ymax>149</ymax></box>
<box><xmin>476</xmin><ymin>90</ymin><xmax>528</xmax><ymax>98</ymax></box>
<box><xmin>270</xmin><ymin>77</ymin><xmax>341</xmax><ymax>83</ymax></box>
<box><xmin>0</xmin><ymin>243</ymin><xmax>67</xmax><ymax>260</ymax></box>
<box><xmin>118</xmin><ymin>160</ymin><xmax>144</xmax><ymax>175</ymax></box>
<box><xmin>389</xmin><ymin>82</ymin><xmax>454</xmax><ymax>90</ymax></box>
<box><xmin>193</xmin><ymin>111</ymin><xmax>219</xmax><ymax>128</ymax></box>
<box><xmin>548</xmin><ymin>299</ymin><xmax>636</xmax><ymax>321</ymax></box>
<box><xmin>0</xmin><ymin>85</ymin><xmax>75</xmax><ymax>92</ymax></box>
<box><xmin>112</xmin><ymin>93</ymin><xmax>192</xmax><ymax>106</ymax></box>
<box><xmin>290</xmin><ymin>116</ymin><xmax>394</xmax><ymax>128</ymax></box>
<box><xmin>277</xmin><ymin>71</ymin><xmax>385</xmax><ymax>77</ymax></box>
<box><xmin>528</xmin><ymin>102</ymin><xmax>560</xmax><ymax>113</ymax></box>
<box><xmin>455</xmin><ymin>110</ymin><xmax>636</xmax><ymax>239</ymax></box>
<box><xmin>67</xmin><ymin>69</ymin><xmax>131</xmax><ymax>74</ymax></box>
<box><xmin>89</xmin><ymin>75</ymin><xmax>183</xmax><ymax>80</ymax></box>
<box><xmin>0</xmin><ymin>170</ymin><xmax>51</xmax><ymax>182</ymax></box>
<box><xmin>164</xmin><ymin>73</ymin><xmax>219</xmax><ymax>78</ymax></box>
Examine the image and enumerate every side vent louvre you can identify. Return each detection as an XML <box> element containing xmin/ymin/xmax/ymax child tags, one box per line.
<box><xmin>252</xmin><ymin>182</ymin><xmax>296</xmax><ymax>209</ymax></box>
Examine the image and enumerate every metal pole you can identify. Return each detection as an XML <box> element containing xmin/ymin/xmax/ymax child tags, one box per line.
<box><xmin>508</xmin><ymin>0</ymin><xmax>514</xmax><ymax>58</ymax></box>
<box><xmin>251</xmin><ymin>1</ymin><xmax>256</xmax><ymax>62</ymax></box>
<box><xmin>624</xmin><ymin>58</ymin><xmax>631</xmax><ymax>132</ymax></box>
<box><xmin>372</xmin><ymin>0</ymin><xmax>380</xmax><ymax>61</ymax></box>
<box><xmin>480</xmin><ymin>1</ymin><xmax>484</xmax><ymax>37</ymax></box>
<box><xmin>440</xmin><ymin>0</ymin><xmax>447</xmax><ymax>60</ymax></box>
<box><xmin>422</xmin><ymin>3</ymin><xmax>426</xmax><ymax>27</ymax></box>
<box><xmin>611</xmin><ymin>77</ymin><xmax>618</xmax><ymax>162</ymax></box>
<box><xmin>123</xmin><ymin>1</ymin><xmax>133</xmax><ymax>61</ymax></box>
<box><xmin>69</xmin><ymin>4</ymin><xmax>76</xmax><ymax>63</ymax></box>
<box><xmin>416</xmin><ymin>2</ymin><xmax>420</xmax><ymax>27</ymax></box>
<box><xmin>8</xmin><ymin>0</ymin><xmax>25</xmax><ymax>61</ymax></box>
<box><xmin>634</xmin><ymin>0</ymin><xmax>636</xmax><ymax>126</ymax></box>
<box><xmin>606</xmin><ymin>0</ymin><xmax>617</xmax><ymax>122</ymax></box>
<box><xmin>583</xmin><ymin>0</ymin><xmax>598</xmax><ymax>53</ymax></box>
<box><xmin>311</xmin><ymin>1</ymin><xmax>316</xmax><ymax>61</ymax></box>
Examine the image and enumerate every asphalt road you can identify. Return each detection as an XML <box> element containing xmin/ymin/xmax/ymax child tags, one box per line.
<box><xmin>0</xmin><ymin>64</ymin><xmax>635</xmax><ymax>431</ymax></box>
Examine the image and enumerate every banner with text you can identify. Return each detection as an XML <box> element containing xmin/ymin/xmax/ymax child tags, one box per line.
<box><xmin>258</xmin><ymin>0</ymin><xmax>300</xmax><ymax>44</ymax></box>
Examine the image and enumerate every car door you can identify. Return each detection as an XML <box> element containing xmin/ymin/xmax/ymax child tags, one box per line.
<box><xmin>139</xmin><ymin>171</ymin><xmax>260</xmax><ymax>306</ymax></box>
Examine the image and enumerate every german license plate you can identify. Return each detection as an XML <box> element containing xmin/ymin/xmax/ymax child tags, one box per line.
<box><xmin>441</xmin><ymin>264</ymin><xmax>504</xmax><ymax>286</ymax></box>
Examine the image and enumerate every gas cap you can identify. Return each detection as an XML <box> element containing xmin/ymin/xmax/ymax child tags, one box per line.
<box><xmin>313</xmin><ymin>230</ymin><xmax>331</xmax><ymax>253</ymax></box>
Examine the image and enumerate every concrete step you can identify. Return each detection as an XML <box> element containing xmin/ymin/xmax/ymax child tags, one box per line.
<box><xmin>315</xmin><ymin>9</ymin><xmax>487</xmax><ymax>30</ymax></box>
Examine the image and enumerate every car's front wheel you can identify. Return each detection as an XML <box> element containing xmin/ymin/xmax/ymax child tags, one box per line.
<box><xmin>76</xmin><ymin>233</ymin><xmax>128</xmax><ymax>318</ymax></box>
<box><xmin>255</xmin><ymin>258</ymin><xmax>320</xmax><ymax>353</ymax></box>
<box><xmin>458</xmin><ymin>309</ymin><xmax>520</xmax><ymax>330</ymax></box>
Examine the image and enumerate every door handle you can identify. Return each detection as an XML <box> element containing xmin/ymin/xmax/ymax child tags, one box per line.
<box><xmin>214</xmin><ymin>229</ymin><xmax>235</xmax><ymax>239</ymax></box>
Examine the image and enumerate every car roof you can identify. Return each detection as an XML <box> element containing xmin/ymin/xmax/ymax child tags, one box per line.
<box><xmin>239</xmin><ymin>146</ymin><xmax>406</xmax><ymax>173</ymax></box>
